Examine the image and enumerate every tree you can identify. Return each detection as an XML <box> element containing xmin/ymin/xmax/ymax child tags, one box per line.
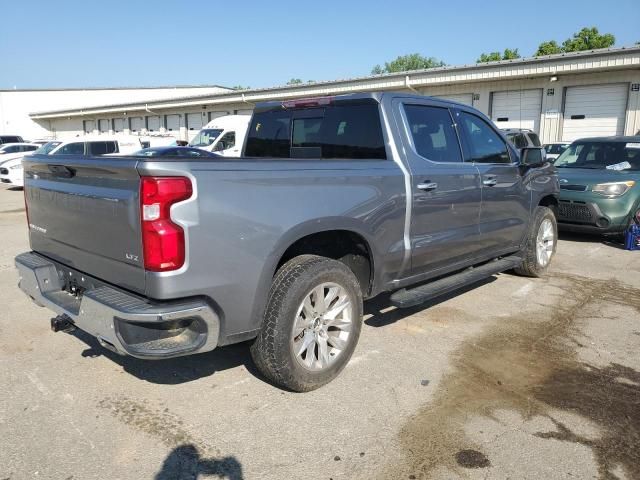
<box><xmin>535</xmin><ymin>40</ymin><xmax>562</xmax><ymax>56</ymax></box>
<box><xmin>231</xmin><ymin>85</ymin><xmax>250</xmax><ymax>90</ymax></box>
<box><xmin>371</xmin><ymin>53</ymin><xmax>446</xmax><ymax>75</ymax></box>
<box><xmin>535</xmin><ymin>27</ymin><xmax>615</xmax><ymax>56</ymax></box>
<box><xmin>287</xmin><ymin>78</ymin><xmax>303</xmax><ymax>85</ymax></box>
<box><xmin>562</xmin><ymin>27</ymin><xmax>615</xmax><ymax>52</ymax></box>
<box><xmin>477</xmin><ymin>48</ymin><xmax>521</xmax><ymax>63</ymax></box>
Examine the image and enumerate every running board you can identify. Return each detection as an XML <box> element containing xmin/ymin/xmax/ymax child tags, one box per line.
<box><xmin>390</xmin><ymin>255</ymin><xmax>523</xmax><ymax>308</ymax></box>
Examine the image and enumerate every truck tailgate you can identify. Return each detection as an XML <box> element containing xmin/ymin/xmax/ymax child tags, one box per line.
<box><xmin>23</xmin><ymin>154</ymin><xmax>145</xmax><ymax>294</ymax></box>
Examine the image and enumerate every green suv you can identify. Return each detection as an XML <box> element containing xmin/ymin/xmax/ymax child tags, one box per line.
<box><xmin>554</xmin><ymin>136</ymin><xmax>640</xmax><ymax>234</ymax></box>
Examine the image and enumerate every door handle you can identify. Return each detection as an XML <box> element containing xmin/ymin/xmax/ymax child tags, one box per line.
<box><xmin>417</xmin><ymin>182</ymin><xmax>438</xmax><ymax>191</ymax></box>
<box><xmin>482</xmin><ymin>176</ymin><xmax>497</xmax><ymax>187</ymax></box>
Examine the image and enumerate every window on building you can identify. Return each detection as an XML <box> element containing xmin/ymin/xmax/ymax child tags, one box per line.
<box><xmin>403</xmin><ymin>105</ymin><xmax>462</xmax><ymax>162</ymax></box>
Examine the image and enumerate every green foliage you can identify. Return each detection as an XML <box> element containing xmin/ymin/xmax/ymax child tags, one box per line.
<box><xmin>562</xmin><ymin>27</ymin><xmax>615</xmax><ymax>52</ymax></box>
<box><xmin>535</xmin><ymin>27</ymin><xmax>615</xmax><ymax>56</ymax></box>
<box><xmin>371</xmin><ymin>53</ymin><xmax>446</xmax><ymax>74</ymax></box>
<box><xmin>286</xmin><ymin>78</ymin><xmax>303</xmax><ymax>85</ymax></box>
<box><xmin>535</xmin><ymin>40</ymin><xmax>563</xmax><ymax>56</ymax></box>
<box><xmin>231</xmin><ymin>85</ymin><xmax>250</xmax><ymax>90</ymax></box>
<box><xmin>477</xmin><ymin>48</ymin><xmax>521</xmax><ymax>63</ymax></box>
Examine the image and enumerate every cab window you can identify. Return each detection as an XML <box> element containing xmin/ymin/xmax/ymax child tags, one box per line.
<box><xmin>459</xmin><ymin>112</ymin><xmax>511</xmax><ymax>164</ymax></box>
<box><xmin>403</xmin><ymin>105</ymin><xmax>462</xmax><ymax>162</ymax></box>
<box><xmin>54</xmin><ymin>142</ymin><xmax>85</xmax><ymax>155</ymax></box>
<box><xmin>216</xmin><ymin>131</ymin><xmax>236</xmax><ymax>151</ymax></box>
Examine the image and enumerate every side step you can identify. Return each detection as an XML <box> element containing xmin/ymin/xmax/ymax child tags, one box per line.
<box><xmin>390</xmin><ymin>255</ymin><xmax>523</xmax><ymax>308</ymax></box>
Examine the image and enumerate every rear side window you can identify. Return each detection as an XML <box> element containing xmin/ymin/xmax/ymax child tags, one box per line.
<box><xmin>245</xmin><ymin>110</ymin><xmax>291</xmax><ymax>158</ymax></box>
<box><xmin>54</xmin><ymin>142</ymin><xmax>85</xmax><ymax>155</ymax></box>
<box><xmin>0</xmin><ymin>136</ymin><xmax>22</xmax><ymax>144</ymax></box>
<box><xmin>88</xmin><ymin>141</ymin><xmax>118</xmax><ymax>155</ymax></box>
<box><xmin>507</xmin><ymin>133</ymin><xmax>528</xmax><ymax>149</ymax></box>
<box><xmin>245</xmin><ymin>103</ymin><xmax>386</xmax><ymax>159</ymax></box>
<box><xmin>527</xmin><ymin>132</ymin><xmax>541</xmax><ymax>147</ymax></box>
<box><xmin>403</xmin><ymin>105</ymin><xmax>462</xmax><ymax>162</ymax></box>
<box><xmin>459</xmin><ymin>112</ymin><xmax>511</xmax><ymax>164</ymax></box>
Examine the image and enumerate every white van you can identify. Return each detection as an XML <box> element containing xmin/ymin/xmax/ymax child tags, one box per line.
<box><xmin>187</xmin><ymin>115</ymin><xmax>251</xmax><ymax>157</ymax></box>
<box><xmin>0</xmin><ymin>136</ymin><xmax>143</xmax><ymax>187</ymax></box>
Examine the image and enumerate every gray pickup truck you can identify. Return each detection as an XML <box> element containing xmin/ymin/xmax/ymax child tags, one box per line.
<box><xmin>15</xmin><ymin>92</ymin><xmax>559</xmax><ymax>391</ymax></box>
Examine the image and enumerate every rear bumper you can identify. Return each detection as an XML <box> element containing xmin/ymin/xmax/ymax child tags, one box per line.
<box><xmin>15</xmin><ymin>252</ymin><xmax>220</xmax><ymax>359</ymax></box>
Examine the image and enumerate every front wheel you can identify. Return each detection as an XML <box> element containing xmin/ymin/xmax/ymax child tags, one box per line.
<box><xmin>514</xmin><ymin>206</ymin><xmax>558</xmax><ymax>277</ymax></box>
<box><xmin>251</xmin><ymin>255</ymin><xmax>363</xmax><ymax>392</ymax></box>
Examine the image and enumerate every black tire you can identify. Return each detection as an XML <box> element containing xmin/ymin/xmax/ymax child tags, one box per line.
<box><xmin>514</xmin><ymin>206</ymin><xmax>557</xmax><ymax>277</ymax></box>
<box><xmin>250</xmin><ymin>255</ymin><xmax>363</xmax><ymax>392</ymax></box>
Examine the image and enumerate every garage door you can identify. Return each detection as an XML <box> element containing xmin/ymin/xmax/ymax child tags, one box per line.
<box><xmin>209</xmin><ymin>111</ymin><xmax>230</xmax><ymax>122</ymax></box>
<box><xmin>98</xmin><ymin>119</ymin><xmax>110</xmax><ymax>133</ymax></box>
<box><xmin>491</xmin><ymin>89</ymin><xmax>542</xmax><ymax>132</ymax></box>
<box><xmin>561</xmin><ymin>84</ymin><xmax>628</xmax><ymax>141</ymax></box>
<box><xmin>146</xmin><ymin>116</ymin><xmax>161</xmax><ymax>132</ymax></box>
<box><xmin>83</xmin><ymin>120</ymin><xmax>95</xmax><ymax>134</ymax></box>
<box><xmin>186</xmin><ymin>113</ymin><xmax>204</xmax><ymax>132</ymax></box>
<box><xmin>165</xmin><ymin>114</ymin><xmax>181</xmax><ymax>132</ymax></box>
<box><xmin>113</xmin><ymin>118</ymin><xmax>125</xmax><ymax>133</ymax></box>
<box><xmin>130</xmin><ymin>117</ymin><xmax>144</xmax><ymax>133</ymax></box>
<box><xmin>433</xmin><ymin>93</ymin><xmax>474</xmax><ymax>106</ymax></box>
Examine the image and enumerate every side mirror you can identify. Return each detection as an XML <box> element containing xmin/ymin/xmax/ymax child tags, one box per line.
<box><xmin>520</xmin><ymin>147</ymin><xmax>547</xmax><ymax>167</ymax></box>
<box><xmin>214</xmin><ymin>142</ymin><xmax>225</xmax><ymax>152</ymax></box>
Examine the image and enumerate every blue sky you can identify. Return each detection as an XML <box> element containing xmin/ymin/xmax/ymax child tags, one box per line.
<box><xmin>1</xmin><ymin>0</ymin><xmax>638</xmax><ymax>90</ymax></box>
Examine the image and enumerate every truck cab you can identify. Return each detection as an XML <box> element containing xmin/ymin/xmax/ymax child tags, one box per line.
<box><xmin>187</xmin><ymin>114</ymin><xmax>251</xmax><ymax>157</ymax></box>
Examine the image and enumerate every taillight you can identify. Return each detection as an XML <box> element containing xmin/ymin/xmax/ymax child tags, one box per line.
<box><xmin>140</xmin><ymin>176</ymin><xmax>192</xmax><ymax>272</ymax></box>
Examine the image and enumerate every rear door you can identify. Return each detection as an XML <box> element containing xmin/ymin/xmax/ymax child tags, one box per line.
<box><xmin>394</xmin><ymin>99</ymin><xmax>483</xmax><ymax>276</ymax></box>
<box><xmin>456</xmin><ymin>110</ymin><xmax>530</xmax><ymax>254</ymax></box>
<box><xmin>23</xmin><ymin>154</ymin><xmax>145</xmax><ymax>293</ymax></box>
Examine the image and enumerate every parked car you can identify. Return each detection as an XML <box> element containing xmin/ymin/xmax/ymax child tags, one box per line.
<box><xmin>188</xmin><ymin>114</ymin><xmax>251</xmax><ymax>157</ymax></box>
<box><xmin>15</xmin><ymin>92</ymin><xmax>558</xmax><ymax>391</ymax></box>
<box><xmin>502</xmin><ymin>128</ymin><xmax>542</xmax><ymax>149</ymax></box>
<box><xmin>0</xmin><ymin>137</ymin><xmax>142</xmax><ymax>187</ymax></box>
<box><xmin>544</xmin><ymin>142</ymin><xmax>570</xmax><ymax>161</ymax></box>
<box><xmin>0</xmin><ymin>143</ymin><xmax>42</xmax><ymax>187</ymax></box>
<box><xmin>553</xmin><ymin>136</ymin><xmax>640</xmax><ymax>234</ymax></box>
<box><xmin>0</xmin><ymin>135</ymin><xmax>25</xmax><ymax>145</ymax></box>
<box><xmin>0</xmin><ymin>143</ymin><xmax>40</xmax><ymax>160</ymax></box>
<box><xmin>133</xmin><ymin>146</ymin><xmax>219</xmax><ymax>157</ymax></box>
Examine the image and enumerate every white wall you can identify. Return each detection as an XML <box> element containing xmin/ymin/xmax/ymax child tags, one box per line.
<box><xmin>418</xmin><ymin>69</ymin><xmax>640</xmax><ymax>142</ymax></box>
<box><xmin>0</xmin><ymin>86</ymin><xmax>229</xmax><ymax>140</ymax></box>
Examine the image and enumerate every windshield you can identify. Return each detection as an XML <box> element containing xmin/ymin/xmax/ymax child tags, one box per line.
<box><xmin>188</xmin><ymin>129</ymin><xmax>223</xmax><ymax>147</ymax></box>
<box><xmin>554</xmin><ymin>141</ymin><xmax>640</xmax><ymax>171</ymax></box>
<box><xmin>34</xmin><ymin>141</ymin><xmax>62</xmax><ymax>154</ymax></box>
<box><xmin>544</xmin><ymin>144</ymin><xmax>569</xmax><ymax>155</ymax></box>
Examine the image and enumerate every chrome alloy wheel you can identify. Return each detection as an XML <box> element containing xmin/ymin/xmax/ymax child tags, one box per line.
<box><xmin>536</xmin><ymin>218</ymin><xmax>555</xmax><ymax>267</ymax></box>
<box><xmin>291</xmin><ymin>282</ymin><xmax>354</xmax><ymax>371</ymax></box>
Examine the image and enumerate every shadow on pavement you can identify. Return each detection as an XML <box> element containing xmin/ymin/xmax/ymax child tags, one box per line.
<box><xmin>155</xmin><ymin>444</ymin><xmax>244</xmax><ymax>480</ymax></box>
<box><xmin>72</xmin><ymin>328</ymin><xmax>256</xmax><ymax>385</ymax></box>
<box><xmin>559</xmin><ymin>231</ymin><xmax>627</xmax><ymax>250</ymax></box>
<box><xmin>364</xmin><ymin>276</ymin><xmax>496</xmax><ymax>328</ymax></box>
<box><xmin>67</xmin><ymin>275</ymin><xmax>497</xmax><ymax>385</ymax></box>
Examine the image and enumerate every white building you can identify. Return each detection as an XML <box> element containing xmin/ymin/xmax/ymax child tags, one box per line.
<box><xmin>0</xmin><ymin>85</ymin><xmax>230</xmax><ymax>141</ymax></box>
<box><xmin>8</xmin><ymin>46</ymin><xmax>640</xmax><ymax>143</ymax></box>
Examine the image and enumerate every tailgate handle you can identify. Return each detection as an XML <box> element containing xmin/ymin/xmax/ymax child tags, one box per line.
<box><xmin>48</xmin><ymin>165</ymin><xmax>76</xmax><ymax>178</ymax></box>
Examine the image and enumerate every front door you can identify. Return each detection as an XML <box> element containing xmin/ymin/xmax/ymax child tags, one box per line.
<box><xmin>395</xmin><ymin>100</ymin><xmax>483</xmax><ymax>277</ymax></box>
<box><xmin>455</xmin><ymin>110</ymin><xmax>530</xmax><ymax>254</ymax></box>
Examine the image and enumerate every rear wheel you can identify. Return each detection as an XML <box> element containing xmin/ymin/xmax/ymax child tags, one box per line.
<box><xmin>251</xmin><ymin>255</ymin><xmax>363</xmax><ymax>392</ymax></box>
<box><xmin>514</xmin><ymin>206</ymin><xmax>557</xmax><ymax>277</ymax></box>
